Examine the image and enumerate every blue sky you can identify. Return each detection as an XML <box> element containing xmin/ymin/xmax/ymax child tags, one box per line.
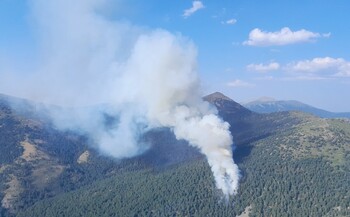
<box><xmin>1</xmin><ymin>0</ymin><xmax>350</xmax><ymax>112</ymax></box>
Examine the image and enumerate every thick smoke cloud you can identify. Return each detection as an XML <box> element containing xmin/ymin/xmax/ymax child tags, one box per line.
<box><xmin>1</xmin><ymin>0</ymin><xmax>240</xmax><ymax>196</ymax></box>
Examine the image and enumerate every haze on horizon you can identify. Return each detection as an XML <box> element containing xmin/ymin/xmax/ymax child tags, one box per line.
<box><xmin>0</xmin><ymin>0</ymin><xmax>241</xmax><ymax>198</ymax></box>
<box><xmin>0</xmin><ymin>0</ymin><xmax>349</xmax><ymax>112</ymax></box>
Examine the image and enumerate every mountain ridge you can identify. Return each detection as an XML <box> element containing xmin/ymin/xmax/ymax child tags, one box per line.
<box><xmin>204</xmin><ymin>92</ymin><xmax>252</xmax><ymax>118</ymax></box>
<box><xmin>244</xmin><ymin>97</ymin><xmax>350</xmax><ymax>118</ymax></box>
<box><xmin>1</xmin><ymin>92</ymin><xmax>350</xmax><ymax>216</ymax></box>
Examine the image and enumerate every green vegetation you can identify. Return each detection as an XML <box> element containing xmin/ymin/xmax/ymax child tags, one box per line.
<box><xmin>272</xmin><ymin>115</ymin><xmax>350</xmax><ymax>166</ymax></box>
<box><xmin>0</xmin><ymin>104</ymin><xmax>26</xmax><ymax>164</ymax></box>
<box><xmin>16</xmin><ymin>137</ymin><xmax>350</xmax><ymax>217</ymax></box>
<box><xmin>1</xmin><ymin>94</ymin><xmax>349</xmax><ymax>216</ymax></box>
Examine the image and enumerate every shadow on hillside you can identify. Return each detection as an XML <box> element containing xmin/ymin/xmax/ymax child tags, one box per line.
<box><xmin>232</xmin><ymin>131</ymin><xmax>272</xmax><ymax>165</ymax></box>
<box><xmin>232</xmin><ymin>144</ymin><xmax>253</xmax><ymax>164</ymax></box>
<box><xmin>135</xmin><ymin>128</ymin><xmax>203</xmax><ymax>170</ymax></box>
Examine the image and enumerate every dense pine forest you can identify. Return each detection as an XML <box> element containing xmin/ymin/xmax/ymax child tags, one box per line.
<box><xmin>0</xmin><ymin>93</ymin><xmax>349</xmax><ymax>216</ymax></box>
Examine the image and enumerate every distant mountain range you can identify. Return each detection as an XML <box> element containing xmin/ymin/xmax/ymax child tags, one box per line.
<box><xmin>1</xmin><ymin>92</ymin><xmax>349</xmax><ymax>217</ymax></box>
<box><xmin>243</xmin><ymin>97</ymin><xmax>350</xmax><ymax>118</ymax></box>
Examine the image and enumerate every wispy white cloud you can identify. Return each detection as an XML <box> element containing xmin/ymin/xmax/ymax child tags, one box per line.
<box><xmin>254</xmin><ymin>75</ymin><xmax>331</xmax><ymax>81</ymax></box>
<box><xmin>254</xmin><ymin>76</ymin><xmax>275</xmax><ymax>81</ymax></box>
<box><xmin>323</xmin><ymin>32</ymin><xmax>332</xmax><ymax>38</ymax></box>
<box><xmin>250</xmin><ymin>57</ymin><xmax>350</xmax><ymax>81</ymax></box>
<box><xmin>287</xmin><ymin>57</ymin><xmax>350</xmax><ymax>77</ymax></box>
<box><xmin>281</xmin><ymin>76</ymin><xmax>331</xmax><ymax>81</ymax></box>
<box><xmin>243</xmin><ymin>27</ymin><xmax>329</xmax><ymax>46</ymax></box>
<box><xmin>247</xmin><ymin>62</ymin><xmax>280</xmax><ymax>72</ymax></box>
<box><xmin>183</xmin><ymin>1</ymin><xmax>204</xmax><ymax>18</ymax></box>
<box><xmin>225</xmin><ymin>19</ymin><xmax>237</xmax><ymax>25</ymax></box>
<box><xmin>227</xmin><ymin>79</ymin><xmax>255</xmax><ymax>87</ymax></box>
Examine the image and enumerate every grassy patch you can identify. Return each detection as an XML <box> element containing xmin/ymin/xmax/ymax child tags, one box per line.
<box><xmin>275</xmin><ymin>117</ymin><xmax>350</xmax><ymax>166</ymax></box>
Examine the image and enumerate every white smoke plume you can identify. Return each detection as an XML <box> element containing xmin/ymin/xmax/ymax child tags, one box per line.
<box><xmin>0</xmin><ymin>0</ymin><xmax>240</xmax><ymax>196</ymax></box>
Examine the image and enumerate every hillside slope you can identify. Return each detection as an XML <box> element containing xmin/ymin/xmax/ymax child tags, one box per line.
<box><xmin>0</xmin><ymin>94</ymin><xmax>202</xmax><ymax>216</ymax></box>
<box><xmin>244</xmin><ymin>98</ymin><xmax>350</xmax><ymax>118</ymax></box>
<box><xmin>0</xmin><ymin>93</ymin><xmax>349</xmax><ymax>217</ymax></box>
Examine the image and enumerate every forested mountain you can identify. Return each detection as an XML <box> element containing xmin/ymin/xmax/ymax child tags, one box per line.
<box><xmin>0</xmin><ymin>93</ymin><xmax>349</xmax><ymax>217</ymax></box>
<box><xmin>243</xmin><ymin>97</ymin><xmax>350</xmax><ymax>118</ymax></box>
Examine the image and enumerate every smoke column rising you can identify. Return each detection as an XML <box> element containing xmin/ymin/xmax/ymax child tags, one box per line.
<box><xmin>1</xmin><ymin>0</ymin><xmax>240</xmax><ymax>196</ymax></box>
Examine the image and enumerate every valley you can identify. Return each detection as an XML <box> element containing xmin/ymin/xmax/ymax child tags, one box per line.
<box><xmin>0</xmin><ymin>93</ymin><xmax>349</xmax><ymax>217</ymax></box>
